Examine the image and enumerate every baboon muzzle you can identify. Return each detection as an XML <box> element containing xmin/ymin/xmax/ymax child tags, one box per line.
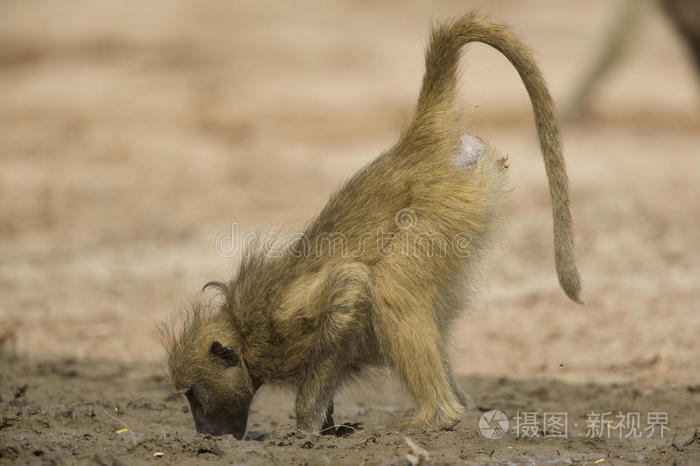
<box><xmin>185</xmin><ymin>389</ymin><xmax>248</xmax><ymax>439</ymax></box>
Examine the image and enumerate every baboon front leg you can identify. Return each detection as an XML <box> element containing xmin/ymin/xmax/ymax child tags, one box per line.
<box><xmin>321</xmin><ymin>401</ymin><xmax>334</xmax><ymax>432</ymax></box>
<box><xmin>295</xmin><ymin>261</ymin><xmax>369</xmax><ymax>433</ymax></box>
<box><xmin>373</xmin><ymin>294</ymin><xmax>464</xmax><ymax>430</ymax></box>
<box><xmin>295</xmin><ymin>362</ymin><xmax>338</xmax><ymax>432</ymax></box>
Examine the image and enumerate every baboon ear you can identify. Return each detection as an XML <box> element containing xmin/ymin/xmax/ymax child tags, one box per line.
<box><xmin>209</xmin><ymin>341</ymin><xmax>239</xmax><ymax>367</ymax></box>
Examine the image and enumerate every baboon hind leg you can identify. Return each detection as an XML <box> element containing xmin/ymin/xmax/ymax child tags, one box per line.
<box><xmin>373</xmin><ymin>292</ymin><xmax>464</xmax><ymax>430</ymax></box>
<box><xmin>438</xmin><ymin>345</ymin><xmax>474</xmax><ymax>409</ymax></box>
<box><xmin>446</xmin><ymin>357</ymin><xmax>474</xmax><ymax>410</ymax></box>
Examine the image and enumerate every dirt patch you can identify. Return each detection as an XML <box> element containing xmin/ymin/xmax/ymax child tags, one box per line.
<box><xmin>1</xmin><ymin>355</ymin><xmax>699</xmax><ymax>465</ymax></box>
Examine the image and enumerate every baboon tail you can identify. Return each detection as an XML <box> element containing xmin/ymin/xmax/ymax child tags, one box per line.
<box><xmin>403</xmin><ymin>13</ymin><xmax>582</xmax><ymax>303</ymax></box>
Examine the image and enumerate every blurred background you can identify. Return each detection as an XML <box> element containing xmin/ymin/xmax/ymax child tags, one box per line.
<box><xmin>1</xmin><ymin>0</ymin><xmax>698</xmax><ymax>387</ymax></box>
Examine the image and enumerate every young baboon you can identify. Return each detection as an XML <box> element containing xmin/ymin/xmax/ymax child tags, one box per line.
<box><xmin>163</xmin><ymin>13</ymin><xmax>582</xmax><ymax>439</ymax></box>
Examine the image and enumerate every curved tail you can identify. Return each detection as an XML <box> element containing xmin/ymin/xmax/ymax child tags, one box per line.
<box><xmin>405</xmin><ymin>14</ymin><xmax>582</xmax><ymax>303</ymax></box>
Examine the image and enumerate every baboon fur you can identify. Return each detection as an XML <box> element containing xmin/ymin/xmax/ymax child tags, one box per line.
<box><xmin>163</xmin><ymin>13</ymin><xmax>582</xmax><ymax>438</ymax></box>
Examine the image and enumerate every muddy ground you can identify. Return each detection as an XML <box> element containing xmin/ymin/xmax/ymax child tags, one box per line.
<box><xmin>2</xmin><ymin>356</ymin><xmax>699</xmax><ymax>465</ymax></box>
<box><xmin>1</xmin><ymin>0</ymin><xmax>699</xmax><ymax>464</ymax></box>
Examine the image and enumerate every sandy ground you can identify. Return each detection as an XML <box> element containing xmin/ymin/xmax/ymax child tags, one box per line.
<box><xmin>1</xmin><ymin>0</ymin><xmax>699</xmax><ymax>464</ymax></box>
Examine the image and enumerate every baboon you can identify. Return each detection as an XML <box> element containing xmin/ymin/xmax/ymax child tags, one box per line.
<box><xmin>163</xmin><ymin>13</ymin><xmax>582</xmax><ymax>439</ymax></box>
<box><xmin>560</xmin><ymin>0</ymin><xmax>700</xmax><ymax>125</ymax></box>
<box><xmin>663</xmin><ymin>0</ymin><xmax>700</xmax><ymax>70</ymax></box>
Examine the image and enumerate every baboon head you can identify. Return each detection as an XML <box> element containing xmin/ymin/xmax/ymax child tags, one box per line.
<box><xmin>163</xmin><ymin>306</ymin><xmax>257</xmax><ymax>439</ymax></box>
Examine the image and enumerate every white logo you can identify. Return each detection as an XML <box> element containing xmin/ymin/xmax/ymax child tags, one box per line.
<box><xmin>393</xmin><ymin>208</ymin><xmax>418</xmax><ymax>229</ymax></box>
<box><xmin>479</xmin><ymin>410</ymin><xmax>509</xmax><ymax>439</ymax></box>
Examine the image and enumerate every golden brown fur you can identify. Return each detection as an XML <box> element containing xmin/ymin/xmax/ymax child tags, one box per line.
<box><xmin>163</xmin><ymin>13</ymin><xmax>582</xmax><ymax>437</ymax></box>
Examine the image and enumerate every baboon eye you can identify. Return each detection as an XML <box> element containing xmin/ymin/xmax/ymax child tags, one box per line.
<box><xmin>209</xmin><ymin>341</ymin><xmax>239</xmax><ymax>367</ymax></box>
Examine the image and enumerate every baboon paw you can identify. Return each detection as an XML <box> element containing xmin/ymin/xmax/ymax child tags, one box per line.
<box><xmin>321</xmin><ymin>412</ymin><xmax>334</xmax><ymax>431</ymax></box>
<box><xmin>320</xmin><ymin>422</ymin><xmax>363</xmax><ymax>437</ymax></box>
<box><xmin>439</xmin><ymin>415</ymin><xmax>463</xmax><ymax>431</ymax></box>
<box><xmin>410</xmin><ymin>405</ymin><xmax>464</xmax><ymax>431</ymax></box>
<box><xmin>295</xmin><ymin>417</ymin><xmax>323</xmax><ymax>434</ymax></box>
